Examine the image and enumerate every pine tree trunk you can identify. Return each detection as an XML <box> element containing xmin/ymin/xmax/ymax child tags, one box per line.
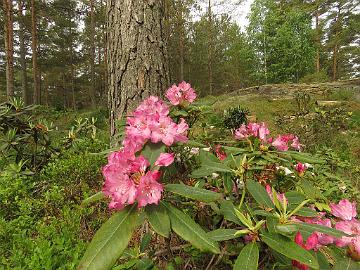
<box><xmin>207</xmin><ymin>0</ymin><xmax>213</xmax><ymax>95</ymax></box>
<box><xmin>332</xmin><ymin>44</ymin><xmax>337</xmax><ymax>81</ymax></box>
<box><xmin>178</xmin><ymin>1</ymin><xmax>184</xmax><ymax>81</ymax></box>
<box><xmin>89</xmin><ymin>0</ymin><xmax>96</xmax><ymax>107</ymax></box>
<box><xmin>107</xmin><ymin>0</ymin><xmax>169</xmax><ymax>141</ymax></box>
<box><xmin>18</xmin><ymin>0</ymin><xmax>28</xmax><ymax>104</ymax></box>
<box><xmin>315</xmin><ymin>9</ymin><xmax>320</xmax><ymax>73</ymax></box>
<box><xmin>3</xmin><ymin>0</ymin><xmax>14</xmax><ymax>99</ymax></box>
<box><xmin>31</xmin><ymin>0</ymin><xmax>40</xmax><ymax>104</ymax></box>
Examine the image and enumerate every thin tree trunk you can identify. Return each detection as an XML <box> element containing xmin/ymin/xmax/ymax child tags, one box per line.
<box><xmin>315</xmin><ymin>8</ymin><xmax>320</xmax><ymax>73</ymax></box>
<box><xmin>18</xmin><ymin>0</ymin><xmax>28</xmax><ymax>104</ymax></box>
<box><xmin>207</xmin><ymin>0</ymin><xmax>213</xmax><ymax>95</ymax></box>
<box><xmin>332</xmin><ymin>44</ymin><xmax>337</xmax><ymax>81</ymax></box>
<box><xmin>179</xmin><ymin>1</ymin><xmax>184</xmax><ymax>81</ymax></box>
<box><xmin>44</xmin><ymin>75</ymin><xmax>48</xmax><ymax>106</ymax></box>
<box><xmin>31</xmin><ymin>0</ymin><xmax>40</xmax><ymax>104</ymax></box>
<box><xmin>3</xmin><ymin>0</ymin><xmax>15</xmax><ymax>99</ymax></box>
<box><xmin>107</xmin><ymin>0</ymin><xmax>169</xmax><ymax>141</ymax></box>
<box><xmin>89</xmin><ymin>0</ymin><xmax>96</xmax><ymax>107</ymax></box>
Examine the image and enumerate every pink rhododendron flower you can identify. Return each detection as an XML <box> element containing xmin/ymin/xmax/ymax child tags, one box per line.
<box><xmin>292</xmin><ymin>232</ymin><xmax>319</xmax><ymax>270</ymax></box>
<box><xmin>166</xmin><ymin>81</ymin><xmax>196</xmax><ymax>105</ymax></box>
<box><xmin>102</xmin><ymin>150</ymin><xmax>164</xmax><ymax>209</ymax></box>
<box><xmin>247</xmin><ymin>122</ymin><xmax>260</xmax><ymax>137</ymax></box>
<box><xmin>215</xmin><ymin>145</ymin><xmax>227</xmax><ymax>161</ymax></box>
<box><xmin>291</xmin><ymin>136</ymin><xmax>302</xmax><ymax>151</ymax></box>
<box><xmin>330</xmin><ymin>199</ymin><xmax>357</xmax><ymax>221</ymax></box>
<box><xmin>295</xmin><ymin>162</ymin><xmax>307</xmax><ymax>175</ymax></box>
<box><xmin>350</xmin><ymin>237</ymin><xmax>360</xmax><ymax>261</ymax></box>
<box><xmin>150</xmin><ymin>117</ymin><xmax>188</xmax><ymax>146</ymax></box>
<box><xmin>124</xmin><ymin>96</ymin><xmax>189</xmax><ymax>151</ymax></box>
<box><xmin>136</xmin><ymin>171</ymin><xmax>163</xmax><ymax>208</ymax></box>
<box><xmin>272</xmin><ymin>135</ymin><xmax>290</xmax><ymax>151</ymax></box>
<box><xmin>234</xmin><ymin>124</ymin><xmax>248</xmax><ymax>140</ymax></box>
<box><xmin>258</xmin><ymin>122</ymin><xmax>270</xmax><ymax>141</ymax></box>
<box><xmin>155</xmin><ymin>153</ymin><xmax>174</xmax><ymax>167</ymax></box>
<box><xmin>272</xmin><ymin>134</ymin><xmax>302</xmax><ymax>152</ymax></box>
<box><xmin>335</xmin><ymin>219</ymin><xmax>360</xmax><ymax>247</ymax></box>
<box><xmin>234</xmin><ymin>122</ymin><xmax>269</xmax><ymax>142</ymax></box>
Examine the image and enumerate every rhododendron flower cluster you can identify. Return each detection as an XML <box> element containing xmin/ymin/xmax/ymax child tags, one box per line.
<box><xmin>124</xmin><ymin>96</ymin><xmax>189</xmax><ymax>152</ymax></box>
<box><xmin>291</xmin><ymin>198</ymin><xmax>360</xmax><ymax>267</ymax></box>
<box><xmin>103</xmin><ymin>85</ymin><xmax>196</xmax><ymax>210</ymax></box>
<box><xmin>292</xmin><ymin>232</ymin><xmax>319</xmax><ymax>270</ymax></box>
<box><xmin>331</xmin><ymin>199</ymin><xmax>360</xmax><ymax>259</ymax></box>
<box><xmin>234</xmin><ymin>122</ymin><xmax>269</xmax><ymax>141</ymax></box>
<box><xmin>234</xmin><ymin>122</ymin><xmax>302</xmax><ymax>151</ymax></box>
<box><xmin>102</xmin><ymin>149</ymin><xmax>174</xmax><ymax>210</ymax></box>
<box><xmin>166</xmin><ymin>81</ymin><xmax>197</xmax><ymax>106</ymax></box>
<box><xmin>272</xmin><ymin>134</ymin><xmax>301</xmax><ymax>151</ymax></box>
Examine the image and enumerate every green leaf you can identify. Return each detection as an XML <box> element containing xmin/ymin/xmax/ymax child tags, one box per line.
<box><xmin>333</xmin><ymin>258</ymin><xmax>360</xmax><ymax>270</ymax></box>
<box><xmin>82</xmin><ymin>191</ymin><xmax>104</xmax><ymax>206</ymax></box>
<box><xmin>294</xmin><ymin>222</ymin><xmax>347</xmax><ymax>238</ymax></box>
<box><xmin>145</xmin><ymin>204</ymin><xmax>170</xmax><ymax>238</ymax></box>
<box><xmin>234</xmin><ymin>242</ymin><xmax>259</xmax><ymax>270</ymax></box>
<box><xmin>186</xmin><ymin>140</ymin><xmax>207</xmax><ymax>148</ymax></box>
<box><xmin>261</xmin><ymin>233</ymin><xmax>319</xmax><ymax>269</ymax></box>
<box><xmin>287</xmin><ymin>151</ymin><xmax>325</xmax><ymax>164</ymax></box>
<box><xmin>78</xmin><ymin>205</ymin><xmax>138</xmax><ymax>270</ymax></box>
<box><xmin>299</xmin><ymin>179</ymin><xmax>325</xmax><ymax>200</ymax></box>
<box><xmin>220</xmin><ymin>200</ymin><xmax>241</xmax><ymax>225</ymax></box>
<box><xmin>285</xmin><ymin>191</ymin><xmax>306</xmax><ymax>206</ymax></box>
<box><xmin>141</xmin><ymin>143</ymin><xmax>166</xmax><ymax>166</ymax></box>
<box><xmin>165</xmin><ymin>184</ymin><xmax>222</xmax><ymax>203</ymax></box>
<box><xmin>140</xmin><ymin>233</ymin><xmax>152</xmax><ymax>253</ymax></box>
<box><xmin>191</xmin><ymin>167</ymin><xmax>216</xmax><ymax>178</ymax></box>
<box><xmin>206</xmin><ymin>229</ymin><xmax>239</xmax><ymax>242</ymax></box>
<box><xmin>293</xmin><ymin>207</ymin><xmax>318</xmax><ymax>217</ymax></box>
<box><xmin>246</xmin><ymin>180</ymin><xmax>274</xmax><ymax>209</ymax></box>
<box><xmin>275</xmin><ymin>224</ymin><xmax>298</xmax><ymax>236</ymax></box>
<box><xmin>136</xmin><ymin>258</ymin><xmax>155</xmax><ymax>270</ymax></box>
<box><xmin>163</xmin><ymin>202</ymin><xmax>220</xmax><ymax>254</ymax></box>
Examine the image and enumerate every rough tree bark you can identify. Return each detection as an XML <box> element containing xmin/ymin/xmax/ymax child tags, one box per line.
<box><xmin>207</xmin><ymin>0</ymin><xmax>213</xmax><ymax>95</ymax></box>
<box><xmin>106</xmin><ymin>0</ymin><xmax>169</xmax><ymax>141</ymax></box>
<box><xmin>3</xmin><ymin>0</ymin><xmax>15</xmax><ymax>99</ymax></box>
<box><xmin>18</xmin><ymin>0</ymin><xmax>28</xmax><ymax>104</ymax></box>
<box><xmin>31</xmin><ymin>0</ymin><xmax>40</xmax><ymax>104</ymax></box>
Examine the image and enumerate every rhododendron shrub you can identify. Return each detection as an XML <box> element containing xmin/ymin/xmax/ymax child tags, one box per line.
<box><xmin>79</xmin><ymin>82</ymin><xmax>359</xmax><ymax>270</ymax></box>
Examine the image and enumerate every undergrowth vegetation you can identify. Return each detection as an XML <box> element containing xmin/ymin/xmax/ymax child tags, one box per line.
<box><xmin>1</xmin><ymin>82</ymin><xmax>360</xmax><ymax>269</ymax></box>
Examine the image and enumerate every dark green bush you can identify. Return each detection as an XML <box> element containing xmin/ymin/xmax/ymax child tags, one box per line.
<box><xmin>223</xmin><ymin>105</ymin><xmax>249</xmax><ymax>130</ymax></box>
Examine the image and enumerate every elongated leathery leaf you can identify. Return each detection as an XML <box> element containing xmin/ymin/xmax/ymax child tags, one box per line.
<box><xmin>246</xmin><ymin>180</ymin><xmax>274</xmax><ymax>209</ymax></box>
<box><xmin>78</xmin><ymin>205</ymin><xmax>138</xmax><ymax>270</ymax></box>
<box><xmin>234</xmin><ymin>242</ymin><xmax>259</xmax><ymax>270</ymax></box>
<box><xmin>261</xmin><ymin>233</ymin><xmax>319</xmax><ymax>269</ymax></box>
<box><xmin>145</xmin><ymin>204</ymin><xmax>170</xmax><ymax>238</ymax></box>
<box><xmin>207</xmin><ymin>229</ymin><xmax>239</xmax><ymax>242</ymax></box>
<box><xmin>163</xmin><ymin>202</ymin><xmax>220</xmax><ymax>254</ymax></box>
<box><xmin>294</xmin><ymin>222</ymin><xmax>347</xmax><ymax>238</ymax></box>
<box><xmin>165</xmin><ymin>184</ymin><xmax>222</xmax><ymax>203</ymax></box>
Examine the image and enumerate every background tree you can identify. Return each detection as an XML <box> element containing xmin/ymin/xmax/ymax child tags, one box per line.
<box><xmin>3</xmin><ymin>0</ymin><xmax>15</xmax><ymax>99</ymax></box>
<box><xmin>106</xmin><ymin>0</ymin><xmax>169</xmax><ymax>140</ymax></box>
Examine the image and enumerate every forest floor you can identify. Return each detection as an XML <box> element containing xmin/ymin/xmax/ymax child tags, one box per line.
<box><xmin>203</xmin><ymin>78</ymin><xmax>360</xmax><ymax>176</ymax></box>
